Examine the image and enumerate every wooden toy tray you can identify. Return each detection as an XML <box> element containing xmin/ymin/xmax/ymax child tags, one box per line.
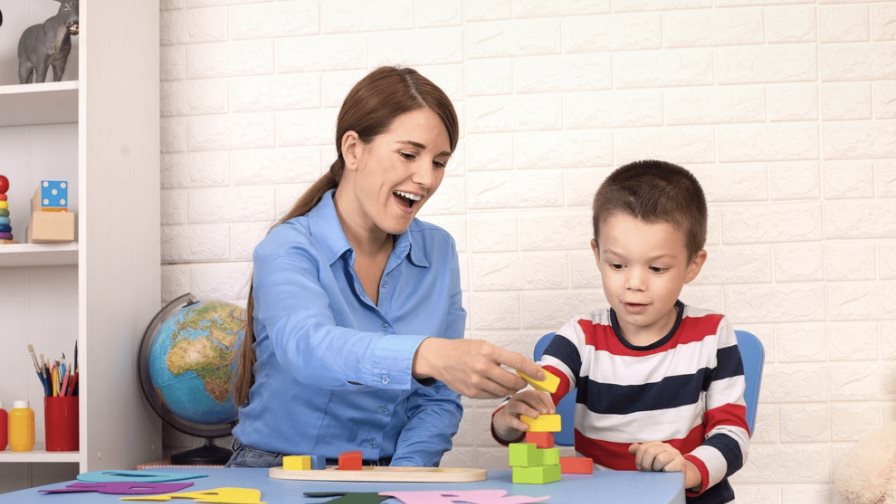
<box><xmin>269</xmin><ymin>466</ymin><xmax>487</xmax><ymax>483</ymax></box>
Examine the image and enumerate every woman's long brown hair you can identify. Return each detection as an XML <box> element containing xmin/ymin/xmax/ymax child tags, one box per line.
<box><xmin>234</xmin><ymin>66</ymin><xmax>459</xmax><ymax>406</ymax></box>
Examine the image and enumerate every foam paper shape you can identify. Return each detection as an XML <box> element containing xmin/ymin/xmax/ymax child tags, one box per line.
<box><xmin>379</xmin><ymin>490</ymin><xmax>550</xmax><ymax>504</ymax></box>
<box><xmin>121</xmin><ymin>487</ymin><xmax>265</xmax><ymax>503</ymax></box>
<box><xmin>303</xmin><ymin>492</ymin><xmax>388</xmax><ymax>503</ymax></box>
<box><xmin>77</xmin><ymin>470</ymin><xmax>207</xmax><ymax>483</ymax></box>
<box><xmin>40</xmin><ymin>482</ymin><xmax>193</xmax><ymax>495</ymax></box>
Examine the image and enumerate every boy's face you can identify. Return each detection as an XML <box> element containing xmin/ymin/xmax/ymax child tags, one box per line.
<box><xmin>592</xmin><ymin>212</ymin><xmax>707</xmax><ymax>346</ymax></box>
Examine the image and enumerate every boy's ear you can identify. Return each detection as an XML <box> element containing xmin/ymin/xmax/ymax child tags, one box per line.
<box><xmin>590</xmin><ymin>239</ymin><xmax>600</xmax><ymax>261</ymax></box>
<box><xmin>684</xmin><ymin>249</ymin><xmax>708</xmax><ymax>283</ymax></box>
<box><xmin>341</xmin><ymin>130</ymin><xmax>362</xmax><ymax>171</ymax></box>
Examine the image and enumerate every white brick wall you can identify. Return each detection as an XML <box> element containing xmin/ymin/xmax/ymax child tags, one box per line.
<box><xmin>159</xmin><ymin>1</ymin><xmax>896</xmax><ymax>501</ymax></box>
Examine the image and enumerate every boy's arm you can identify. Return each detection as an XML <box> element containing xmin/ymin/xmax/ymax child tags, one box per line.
<box><xmin>682</xmin><ymin>319</ymin><xmax>751</xmax><ymax>497</ymax></box>
<box><xmin>490</xmin><ymin>328</ymin><xmax>582</xmax><ymax>444</ymax></box>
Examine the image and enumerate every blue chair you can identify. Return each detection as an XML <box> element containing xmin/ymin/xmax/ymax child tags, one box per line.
<box><xmin>533</xmin><ymin>329</ymin><xmax>764</xmax><ymax>446</ymax></box>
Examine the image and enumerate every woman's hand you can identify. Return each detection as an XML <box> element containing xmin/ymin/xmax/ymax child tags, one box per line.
<box><xmin>412</xmin><ymin>338</ymin><xmax>545</xmax><ymax>399</ymax></box>
<box><xmin>628</xmin><ymin>441</ymin><xmax>702</xmax><ymax>490</ymax></box>
<box><xmin>492</xmin><ymin>389</ymin><xmax>556</xmax><ymax>441</ymax></box>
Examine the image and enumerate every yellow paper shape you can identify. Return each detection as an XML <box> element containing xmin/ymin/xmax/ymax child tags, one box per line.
<box><xmin>517</xmin><ymin>369</ymin><xmax>560</xmax><ymax>393</ymax></box>
<box><xmin>121</xmin><ymin>487</ymin><xmax>265</xmax><ymax>503</ymax></box>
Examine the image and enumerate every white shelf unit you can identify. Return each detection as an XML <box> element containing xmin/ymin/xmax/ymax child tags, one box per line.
<box><xmin>0</xmin><ymin>0</ymin><xmax>161</xmax><ymax>491</ymax></box>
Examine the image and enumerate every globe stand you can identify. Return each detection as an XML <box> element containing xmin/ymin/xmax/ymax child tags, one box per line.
<box><xmin>171</xmin><ymin>438</ymin><xmax>232</xmax><ymax>465</ymax></box>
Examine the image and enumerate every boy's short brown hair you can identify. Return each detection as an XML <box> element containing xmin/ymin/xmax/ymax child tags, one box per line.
<box><xmin>592</xmin><ymin>160</ymin><xmax>707</xmax><ymax>258</ymax></box>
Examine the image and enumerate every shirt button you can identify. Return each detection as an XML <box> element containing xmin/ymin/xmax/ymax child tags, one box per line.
<box><xmin>380</xmin><ymin>375</ymin><xmax>390</xmax><ymax>385</ymax></box>
<box><xmin>381</xmin><ymin>322</ymin><xmax>390</xmax><ymax>330</ymax></box>
<box><xmin>381</xmin><ymin>280</ymin><xmax>389</xmax><ymax>288</ymax></box>
<box><xmin>379</xmin><ymin>406</ymin><xmax>389</xmax><ymax>415</ymax></box>
<box><xmin>368</xmin><ymin>439</ymin><xmax>378</xmax><ymax>448</ymax></box>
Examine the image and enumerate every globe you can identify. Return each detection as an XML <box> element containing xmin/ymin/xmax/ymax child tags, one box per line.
<box><xmin>138</xmin><ymin>293</ymin><xmax>246</xmax><ymax>465</ymax></box>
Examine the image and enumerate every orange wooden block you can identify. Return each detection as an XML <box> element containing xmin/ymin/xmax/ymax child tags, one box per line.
<box><xmin>560</xmin><ymin>456</ymin><xmax>594</xmax><ymax>474</ymax></box>
<box><xmin>525</xmin><ymin>431</ymin><xmax>554</xmax><ymax>449</ymax></box>
<box><xmin>338</xmin><ymin>450</ymin><xmax>363</xmax><ymax>470</ymax></box>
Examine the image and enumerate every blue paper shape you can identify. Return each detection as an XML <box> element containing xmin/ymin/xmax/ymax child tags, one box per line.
<box><xmin>76</xmin><ymin>470</ymin><xmax>207</xmax><ymax>483</ymax></box>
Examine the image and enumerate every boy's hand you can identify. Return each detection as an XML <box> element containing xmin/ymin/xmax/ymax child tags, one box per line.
<box><xmin>412</xmin><ymin>338</ymin><xmax>545</xmax><ymax>399</ymax></box>
<box><xmin>628</xmin><ymin>441</ymin><xmax>702</xmax><ymax>490</ymax></box>
<box><xmin>492</xmin><ymin>389</ymin><xmax>555</xmax><ymax>442</ymax></box>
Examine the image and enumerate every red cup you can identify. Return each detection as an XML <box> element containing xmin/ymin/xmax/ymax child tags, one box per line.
<box><xmin>44</xmin><ymin>396</ymin><xmax>79</xmax><ymax>451</ymax></box>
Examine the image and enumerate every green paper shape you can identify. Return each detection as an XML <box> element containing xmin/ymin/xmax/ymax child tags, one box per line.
<box><xmin>303</xmin><ymin>491</ymin><xmax>388</xmax><ymax>504</ymax></box>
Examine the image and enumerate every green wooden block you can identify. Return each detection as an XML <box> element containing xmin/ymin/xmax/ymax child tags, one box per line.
<box><xmin>508</xmin><ymin>443</ymin><xmax>541</xmax><ymax>467</ymax></box>
<box><xmin>512</xmin><ymin>464</ymin><xmax>562</xmax><ymax>484</ymax></box>
<box><xmin>540</xmin><ymin>447</ymin><xmax>560</xmax><ymax>466</ymax></box>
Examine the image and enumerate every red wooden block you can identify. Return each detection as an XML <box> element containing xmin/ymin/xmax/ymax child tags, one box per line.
<box><xmin>525</xmin><ymin>431</ymin><xmax>554</xmax><ymax>449</ymax></box>
<box><xmin>560</xmin><ymin>456</ymin><xmax>594</xmax><ymax>474</ymax></box>
<box><xmin>338</xmin><ymin>450</ymin><xmax>363</xmax><ymax>470</ymax></box>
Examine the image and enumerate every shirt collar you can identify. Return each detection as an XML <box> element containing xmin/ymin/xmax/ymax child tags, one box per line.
<box><xmin>308</xmin><ymin>189</ymin><xmax>429</xmax><ymax>268</ymax></box>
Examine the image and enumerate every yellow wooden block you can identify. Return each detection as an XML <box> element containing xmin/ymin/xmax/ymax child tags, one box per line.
<box><xmin>283</xmin><ymin>455</ymin><xmax>312</xmax><ymax>471</ymax></box>
<box><xmin>521</xmin><ymin>414</ymin><xmax>561</xmax><ymax>433</ymax></box>
<box><xmin>517</xmin><ymin>369</ymin><xmax>560</xmax><ymax>393</ymax></box>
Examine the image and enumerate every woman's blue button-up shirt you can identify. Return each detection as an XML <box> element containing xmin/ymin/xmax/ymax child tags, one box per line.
<box><xmin>233</xmin><ymin>190</ymin><xmax>465</xmax><ymax>467</ymax></box>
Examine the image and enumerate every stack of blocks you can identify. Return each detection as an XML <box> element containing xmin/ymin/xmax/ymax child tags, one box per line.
<box><xmin>509</xmin><ymin>416</ymin><xmax>563</xmax><ymax>484</ymax></box>
<box><xmin>510</xmin><ymin>368</ymin><xmax>595</xmax><ymax>484</ymax></box>
<box><xmin>28</xmin><ymin>180</ymin><xmax>75</xmax><ymax>242</ymax></box>
<box><xmin>0</xmin><ymin>175</ymin><xmax>12</xmax><ymax>243</ymax></box>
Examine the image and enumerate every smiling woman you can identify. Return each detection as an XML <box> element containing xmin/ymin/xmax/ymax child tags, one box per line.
<box><xmin>227</xmin><ymin>66</ymin><xmax>544</xmax><ymax>470</ymax></box>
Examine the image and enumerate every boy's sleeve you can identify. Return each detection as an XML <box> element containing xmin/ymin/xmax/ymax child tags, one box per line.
<box><xmin>683</xmin><ymin>317</ymin><xmax>751</xmax><ymax>497</ymax></box>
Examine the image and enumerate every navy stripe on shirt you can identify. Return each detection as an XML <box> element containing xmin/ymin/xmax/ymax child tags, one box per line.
<box><xmin>704</xmin><ymin>433</ymin><xmax>745</xmax><ymax>478</ymax></box>
<box><xmin>579</xmin><ymin>369</ymin><xmax>711</xmax><ymax>415</ymax></box>
<box><xmin>713</xmin><ymin>345</ymin><xmax>744</xmax><ymax>381</ymax></box>
<box><xmin>544</xmin><ymin>333</ymin><xmax>582</xmax><ymax>378</ymax></box>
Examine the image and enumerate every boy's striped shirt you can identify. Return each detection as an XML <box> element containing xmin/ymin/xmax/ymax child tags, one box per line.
<box><xmin>540</xmin><ymin>302</ymin><xmax>750</xmax><ymax>502</ymax></box>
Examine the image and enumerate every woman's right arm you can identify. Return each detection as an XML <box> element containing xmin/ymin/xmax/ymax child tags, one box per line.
<box><xmin>254</xmin><ymin>245</ymin><xmax>428</xmax><ymax>391</ymax></box>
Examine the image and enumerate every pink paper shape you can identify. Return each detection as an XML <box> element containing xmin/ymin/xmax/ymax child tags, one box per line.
<box><xmin>40</xmin><ymin>482</ymin><xmax>194</xmax><ymax>495</ymax></box>
<box><xmin>379</xmin><ymin>490</ymin><xmax>550</xmax><ymax>504</ymax></box>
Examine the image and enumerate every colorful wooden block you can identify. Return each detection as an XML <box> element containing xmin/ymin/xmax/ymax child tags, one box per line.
<box><xmin>28</xmin><ymin>209</ymin><xmax>75</xmax><ymax>242</ymax></box>
<box><xmin>338</xmin><ymin>450</ymin><xmax>363</xmax><ymax>470</ymax></box>
<box><xmin>283</xmin><ymin>455</ymin><xmax>311</xmax><ymax>471</ymax></box>
<box><xmin>508</xmin><ymin>443</ymin><xmax>540</xmax><ymax>467</ymax></box>
<box><xmin>540</xmin><ymin>447</ymin><xmax>560</xmax><ymax>466</ymax></box>
<box><xmin>524</xmin><ymin>431</ymin><xmax>554</xmax><ymax>449</ymax></box>
<box><xmin>517</xmin><ymin>368</ymin><xmax>560</xmax><ymax>393</ymax></box>
<box><xmin>521</xmin><ymin>414</ymin><xmax>561</xmax><ymax>433</ymax></box>
<box><xmin>311</xmin><ymin>454</ymin><xmax>327</xmax><ymax>470</ymax></box>
<box><xmin>560</xmin><ymin>456</ymin><xmax>594</xmax><ymax>474</ymax></box>
<box><xmin>0</xmin><ymin>201</ymin><xmax>7</xmax><ymax>209</ymax></box>
<box><xmin>40</xmin><ymin>180</ymin><xmax>68</xmax><ymax>211</ymax></box>
<box><xmin>512</xmin><ymin>464</ymin><xmax>561</xmax><ymax>484</ymax></box>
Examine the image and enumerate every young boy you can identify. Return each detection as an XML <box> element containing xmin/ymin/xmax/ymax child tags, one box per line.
<box><xmin>492</xmin><ymin>160</ymin><xmax>749</xmax><ymax>503</ymax></box>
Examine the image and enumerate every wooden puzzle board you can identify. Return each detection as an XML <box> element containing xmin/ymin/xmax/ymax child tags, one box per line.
<box><xmin>269</xmin><ymin>466</ymin><xmax>488</xmax><ymax>483</ymax></box>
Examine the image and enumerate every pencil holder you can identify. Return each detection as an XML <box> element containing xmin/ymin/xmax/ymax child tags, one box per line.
<box><xmin>44</xmin><ymin>396</ymin><xmax>79</xmax><ymax>451</ymax></box>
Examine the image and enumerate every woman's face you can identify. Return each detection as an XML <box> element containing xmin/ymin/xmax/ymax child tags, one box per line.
<box><xmin>342</xmin><ymin>107</ymin><xmax>452</xmax><ymax>236</ymax></box>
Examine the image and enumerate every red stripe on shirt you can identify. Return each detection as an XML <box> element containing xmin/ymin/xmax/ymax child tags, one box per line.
<box><xmin>574</xmin><ymin>424</ymin><xmax>707</xmax><ymax>470</ymax></box>
<box><xmin>675</xmin><ymin>313</ymin><xmax>724</xmax><ymax>346</ymax></box>
<box><xmin>705</xmin><ymin>402</ymin><xmax>749</xmax><ymax>434</ymax></box>
<box><xmin>580</xmin><ymin>312</ymin><xmax>724</xmax><ymax>357</ymax></box>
